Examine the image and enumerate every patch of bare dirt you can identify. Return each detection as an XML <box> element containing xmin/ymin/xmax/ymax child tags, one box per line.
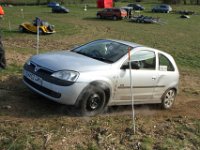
<box><xmin>0</xmin><ymin>38</ymin><xmax>200</xmax><ymax>149</ymax></box>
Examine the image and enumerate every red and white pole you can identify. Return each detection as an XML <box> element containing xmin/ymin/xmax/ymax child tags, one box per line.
<box><xmin>128</xmin><ymin>47</ymin><xmax>135</xmax><ymax>134</ymax></box>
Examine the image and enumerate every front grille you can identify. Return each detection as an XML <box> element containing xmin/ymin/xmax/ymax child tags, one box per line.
<box><xmin>24</xmin><ymin>76</ymin><xmax>61</xmax><ymax>98</ymax></box>
<box><xmin>29</xmin><ymin>62</ymin><xmax>53</xmax><ymax>75</ymax></box>
<box><xmin>24</xmin><ymin>62</ymin><xmax>74</xmax><ymax>86</ymax></box>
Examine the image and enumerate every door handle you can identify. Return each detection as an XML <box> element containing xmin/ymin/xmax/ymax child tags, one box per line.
<box><xmin>152</xmin><ymin>76</ymin><xmax>156</xmax><ymax>80</ymax></box>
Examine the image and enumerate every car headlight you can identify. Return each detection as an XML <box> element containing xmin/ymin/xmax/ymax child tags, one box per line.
<box><xmin>51</xmin><ymin>70</ymin><xmax>79</xmax><ymax>82</ymax></box>
<box><xmin>25</xmin><ymin>58</ymin><xmax>31</xmax><ymax>65</ymax></box>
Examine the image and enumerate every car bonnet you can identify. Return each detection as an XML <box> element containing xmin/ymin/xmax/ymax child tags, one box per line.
<box><xmin>30</xmin><ymin>51</ymin><xmax>111</xmax><ymax>72</ymax></box>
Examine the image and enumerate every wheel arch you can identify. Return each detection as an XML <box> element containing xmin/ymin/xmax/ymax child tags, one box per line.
<box><xmin>160</xmin><ymin>87</ymin><xmax>177</xmax><ymax>109</ymax></box>
<box><xmin>161</xmin><ymin>87</ymin><xmax>177</xmax><ymax>100</ymax></box>
<box><xmin>75</xmin><ymin>80</ymin><xmax>112</xmax><ymax>107</ymax></box>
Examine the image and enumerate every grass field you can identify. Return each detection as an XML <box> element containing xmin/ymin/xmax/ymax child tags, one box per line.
<box><xmin>0</xmin><ymin>1</ymin><xmax>200</xmax><ymax>149</ymax></box>
<box><xmin>1</xmin><ymin>2</ymin><xmax>200</xmax><ymax>71</ymax></box>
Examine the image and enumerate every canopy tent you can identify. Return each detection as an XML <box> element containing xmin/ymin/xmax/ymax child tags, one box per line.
<box><xmin>97</xmin><ymin>0</ymin><xmax>113</xmax><ymax>8</ymax></box>
<box><xmin>0</xmin><ymin>6</ymin><xmax>5</xmax><ymax>16</ymax></box>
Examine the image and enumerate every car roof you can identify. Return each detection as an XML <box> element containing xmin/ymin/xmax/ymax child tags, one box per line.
<box><xmin>104</xmin><ymin>8</ymin><xmax>121</xmax><ymax>10</ymax></box>
<box><xmin>107</xmin><ymin>39</ymin><xmax>142</xmax><ymax>48</ymax></box>
<box><xmin>121</xmin><ymin>6</ymin><xmax>133</xmax><ymax>9</ymax></box>
<box><xmin>106</xmin><ymin>39</ymin><xmax>172</xmax><ymax>56</ymax></box>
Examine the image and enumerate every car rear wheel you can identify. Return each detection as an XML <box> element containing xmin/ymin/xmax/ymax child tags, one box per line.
<box><xmin>137</xmin><ymin>19</ymin><xmax>140</xmax><ymax>23</ymax></box>
<box><xmin>97</xmin><ymin>14</ymin><xmax>101</xmax><ymax>19</ymax></box>
<box><xmin>78</xmin><ymin>86</ymin><xmax>106</xmax><ymax>116</ymax></box>
<box><xmin>112</xmin><ymin>16</ymin><xmax>117</xmax><ymax>21</ymax></box>
<box><xmin>161</xmin><ymin>89</ymin><xmax>176</xmax><ymax>109</ymax></box>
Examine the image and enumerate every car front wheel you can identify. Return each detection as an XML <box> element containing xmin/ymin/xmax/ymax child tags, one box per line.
<box><xmin>19</xmin><ymin>26</ymin><xmax>24</xmax><ymax>32</ymax></box>
<box><xmin>78</xmin><ymin>86</ymin><xmax>106</xmax><ymax>116</ymax></box>
<box><xmin>161</xmin><ymin>89</ymin><xmax>176</xmax><ymax>109</ymax></box>
<box><xmin>38</xmin><ymin>28</ymin><xmax>44</xmax><ymax>34</ymax></box>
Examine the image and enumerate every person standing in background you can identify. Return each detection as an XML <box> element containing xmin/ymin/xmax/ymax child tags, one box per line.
<box><xmin>0</xmin><ymin>35</ymin><xmax>6</xmax><ymax>69</ymax></box>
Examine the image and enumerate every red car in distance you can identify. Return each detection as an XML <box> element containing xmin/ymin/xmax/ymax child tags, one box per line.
<box><xmin>97</xmin><ymin>8</ymin><xmax>128</xmax><ymax>20</ymax></box>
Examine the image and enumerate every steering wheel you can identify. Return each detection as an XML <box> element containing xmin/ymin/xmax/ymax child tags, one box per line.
<box><xmin>91</xmin><ymin>50</ymin><xmax>102</xmax><ymax>57</ymax></box>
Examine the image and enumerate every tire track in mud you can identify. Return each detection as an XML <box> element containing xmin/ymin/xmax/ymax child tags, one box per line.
<box><xmin>1</xmin><ymin>88</ymin><xmax>199</xmax><ymax>118</ymax></box>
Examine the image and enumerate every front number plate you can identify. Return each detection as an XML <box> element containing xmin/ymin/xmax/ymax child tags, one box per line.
<box><xmin>24</xmin><ymin>70</ymin><xmax>43</xmax><ymax>85</ymax></box>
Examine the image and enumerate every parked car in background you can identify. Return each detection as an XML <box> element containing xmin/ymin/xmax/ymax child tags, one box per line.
<box><xmin>52</xmin><ymin>6</ymin><xmax>69</xmax><ymax>13</ymax></box>
<box><xmin>96</xmin><ymin>8</ymin><xmax>127</xmax><ymax>20</ymax></box>
<box><xmin>23</xmin><ymin>39</ymin><xmax>179</xmax><ymax>116</ymax></box>
<box><xmin>47</xmin><ymin>2</ymin><xmax>60</xmax><ymax>7</ymax></box>
<box><xmin>127</xmin><ymin>3</ymin><xmax>145</xmax><ymax>10</ymax></box>
<box><xmin>152</xmin><ymin>4</ymin><xmax>172</xmax><ymax>13</ymax></box>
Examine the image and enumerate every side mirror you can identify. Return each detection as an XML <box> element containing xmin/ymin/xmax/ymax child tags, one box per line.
<box><xmin>121</xmin><ymin>63</ymin><xmax>129</xmax><ymax>70</ymax></box>
<box><xmin>121</xmin><ymin>62</ymin><xmax>140</xmax><ymax>70</ymax></box>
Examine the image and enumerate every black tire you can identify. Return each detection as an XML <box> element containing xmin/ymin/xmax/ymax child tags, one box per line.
<box><xmin>47</xmin><ymin>25</ymin><xmax>54</xmax><ymax>31</ymax></box>
<box><xmin>97</xmin><ymin>14</ymin><xmax>101</xmax><ymax>19</ymax></box>
<box><xmin>78</xmin><ymin>86</ymin><xmax>106</xmax><ymax>116</ymax></box>
<box><xmin>19</xmin><ymin>26</ymin><xmax>24</xmax><ymax>32</ymax></box>
<box><xmin>39</xmin><ymin>28</ymin><xmax>44</xmax><ymax>35</ymax></box>
<box><xmin>161</xmin><ymin>89</ymin><xmax>176</xmax><ymax>109</ymax></box>
<box><xmin>112</xmin><ymin>16</ymin><xmax>117</xmax><ymax>21</ymax></box>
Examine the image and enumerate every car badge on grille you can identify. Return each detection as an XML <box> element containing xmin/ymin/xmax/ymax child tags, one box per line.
<box><xmin>34</xmin><ymin>65</ymin><xmax>40</xmax><ymax>72</ymax></box>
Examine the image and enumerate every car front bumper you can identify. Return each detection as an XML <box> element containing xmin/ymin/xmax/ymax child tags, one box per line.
<box><xmin>23</xmin><ymin>74</ymin><xmax>87</xmax><ymax>106</ymax></box>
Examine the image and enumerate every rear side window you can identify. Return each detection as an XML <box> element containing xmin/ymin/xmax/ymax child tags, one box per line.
<box><xmin>159</xmin><ymin>53</ymin><xmax>174</xmax><ymax>71</ymax></box>
<box><xmin>114</xmin><ymin>9</ymin><xmax>120</xmax><ymax>12</ymax></box>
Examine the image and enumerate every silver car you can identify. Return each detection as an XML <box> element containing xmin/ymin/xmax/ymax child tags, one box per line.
<box><xmin>23</xmin><ymin>39</ymin><xmax>179</xmax><ymax>116</ymax></box>
<box><xmin>152</xmin><ymin>4</ymin><xmax>172</xmax><ymax>13</ymax></box>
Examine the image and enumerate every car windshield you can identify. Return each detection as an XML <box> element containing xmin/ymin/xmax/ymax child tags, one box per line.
<box><xmin>72</xmin><ymin>39</ymin><xmax>132</xmax><ymax>63</ymax></box>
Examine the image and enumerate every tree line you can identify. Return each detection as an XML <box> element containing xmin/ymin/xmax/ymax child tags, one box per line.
<box><xmin>0</xmin><ymin>0</ymin><xmax>199</xmax><ymax>5</ymax></box>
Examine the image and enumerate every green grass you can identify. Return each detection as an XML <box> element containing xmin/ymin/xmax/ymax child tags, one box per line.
<box><xmin>141</xmin><ymin>136</ymin><xmax>154</xmax><ymax>150</ymax></box>
<box><xmin>1</xmin><ymin>3</ymin><xmax>199</xmax><ymax>71</ymax></box>
<box><xmin>0</xmin><ymin>63</ymin><xmax>22</xmax><ymax>76</ymax></box>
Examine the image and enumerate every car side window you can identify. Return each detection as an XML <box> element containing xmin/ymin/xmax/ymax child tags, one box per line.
<box><xmin>130</xmin><ymin>50</ymin><xmax>156</xmax><ymax>70</ymax></box>
<box><xmin>159</xmin><ymin>53</ymin><xmax>174</xmax><ymax>71</ymax></box>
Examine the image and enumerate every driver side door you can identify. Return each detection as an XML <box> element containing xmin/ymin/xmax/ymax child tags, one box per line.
<box><xmin>112</xmin><ymin>50</ymin><xmax>159</xmax><ymax>105</ymax></box>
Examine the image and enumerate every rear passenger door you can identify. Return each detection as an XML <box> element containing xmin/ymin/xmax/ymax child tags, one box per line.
<box><xmin>107</xmin><ymin>9</ymin><xmax>113</xmax><ymax>18</ymax></box>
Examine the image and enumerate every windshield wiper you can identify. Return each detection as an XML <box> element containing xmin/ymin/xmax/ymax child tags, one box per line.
<box><xmin>92</xmin><ymin>56</ymin><xmax>114</xmax><ymax>63</ymax></box>
<box><xmin>75</xmin><ymin>51</ymin><xmax>113</xmax><ymax>63</ymax></box>
<box><xmin>75</xmin><ymin>51</ymin><xmax>91</xmax><ymax>57</ymax></box>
